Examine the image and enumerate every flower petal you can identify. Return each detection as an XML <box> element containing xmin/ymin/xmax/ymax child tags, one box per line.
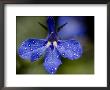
<box><xmin>47</xmin><ymin>16</ymin><xmax>55</xmax><ymax>34</ymax></box>
<box><xmin>43</xmin><ymin>47</ymin><xmax>62</xmax><ymax>74</ymax></box>
<box><xmin>57</xmin><ymin>39</ymin><xmax>83</xmax><ymax>60</ymax></box>
<box><xmin>18</xmin><ymin>38</ymin><xmax>47</xmax><ymax>62</ymax></box>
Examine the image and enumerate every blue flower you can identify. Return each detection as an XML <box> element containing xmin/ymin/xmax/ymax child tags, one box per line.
<box><xmin>18</xmin><ymin>16</ymin><xmax>83</xmax><ymax>74</ymax></box>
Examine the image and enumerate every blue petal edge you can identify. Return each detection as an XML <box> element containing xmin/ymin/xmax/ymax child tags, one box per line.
<box><xmin>57</xmin><ymin>39</ymin><xmax>83</xmax><ymax>60</ymax></box>
<box><xmin>18</xmin><ymin>38</ymin><xmax>47</xmax><ymax>62</ymax></box>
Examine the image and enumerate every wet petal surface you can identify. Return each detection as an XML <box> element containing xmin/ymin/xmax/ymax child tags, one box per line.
<box><xmin>57</xmin><ymin>39</ymin><xmax>83</xmax><ymax>60</ymax></box>
<box><xmin>43</xmin><ymin>47</ymin><xmax>62</xmax><ymax>74</ymax></box>
<box><xmin>18</xmin><ymin>38</ymin><xmax>47</xmax><ymax>62</ymax></box>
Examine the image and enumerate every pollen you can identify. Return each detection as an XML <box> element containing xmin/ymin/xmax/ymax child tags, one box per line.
<box><xmin>46</xmin><ymin>41</ymin><xmax>51</xmax><ymax>47</ymax></box>
<box><xmin>53</xmin><ymin>41</ymin><xmax>57</xmax><ymax>47</ymax></box>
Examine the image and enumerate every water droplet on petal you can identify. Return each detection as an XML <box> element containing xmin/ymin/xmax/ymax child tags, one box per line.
<box><xmin>74</xmin><ymin>53</ymin><xmax>76</xmax><ymax>55</ymax></box>
<box><xmin>62</xmin><ymin>53</ymin><xmax>65</xmax><ymax>56</ymax></box>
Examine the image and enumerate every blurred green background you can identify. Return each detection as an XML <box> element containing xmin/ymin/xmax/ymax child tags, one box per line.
<box><xmin>16</xmin><ymin>16</ymin><xmax>94</xmax><ymax>74</ymax></box>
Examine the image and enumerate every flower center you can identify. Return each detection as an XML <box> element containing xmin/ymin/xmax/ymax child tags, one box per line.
<box><xmin>46</xmin><ymin>16</ymin><xmax>58</xmax><ymax>49</ymax></box>
<box><xmin>48</xmin><ymin>32</ymin><xmax>58</xmax><ymax>42</ymax></box>
<box><xmin>46</xmin><ymin>41</ymin><xmax>57</xmax><ymax>49</ymax></box>
<box><xmin>53</xmin><ymin>41</ymin><xmax>57</xmax><ymax>47</ymax></box>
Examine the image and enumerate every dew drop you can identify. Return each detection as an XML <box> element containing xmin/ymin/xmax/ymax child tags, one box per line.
<box><xmin>22</xmin><ymin>43</ymin><xmax>24</xmax><ymax>46</ymax></box>
<box><xmin>76</xmin><ymin>54</ymin><xmax>79</xmax><ymax>57</ymax></box>
<box><xmin>62</xmin><ymin>53</ymin><xmax>65</xmax><ymax>56</ymax></box>
<box><xmin>51</xmin><ymin>72</ymin><xmax>54</xmax><ymax>74</ymax></box>
<box><xmin>34</xmin><ymin>43</ymin><xmax>37</xmax><ymax>45</ymax></box>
